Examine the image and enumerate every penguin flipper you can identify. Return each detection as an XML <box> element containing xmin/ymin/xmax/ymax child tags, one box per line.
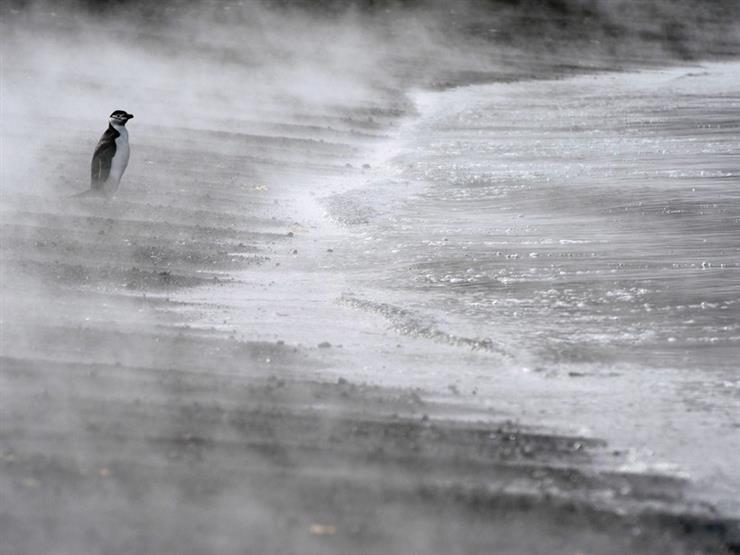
<box><xmin>90</xmin><ymin>136</ymin><xmax>116</xmax><ymax>191</ymax></box>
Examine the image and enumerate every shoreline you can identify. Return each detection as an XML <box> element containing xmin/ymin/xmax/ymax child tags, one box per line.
<box><xmin>3</xmin><ymin>6</ymin><xmax>740</xmax><ymax>551</ymax></box>
<box><xmin>4</xmin><ymin>68</ymin><xmax>739</xmax><ymax>554</ymax></box>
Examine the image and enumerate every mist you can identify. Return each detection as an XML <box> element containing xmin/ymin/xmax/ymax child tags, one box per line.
<box><xmin>2</xmin><ymin>0</ymin><xmax>740</xmax><ymax>553</ymax></box>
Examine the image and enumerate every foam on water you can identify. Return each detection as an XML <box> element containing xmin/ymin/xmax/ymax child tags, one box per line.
<box><xmin>337</xmin><ymin>63</ymin><xmax>740</xmax><ymax>370</ymax></box>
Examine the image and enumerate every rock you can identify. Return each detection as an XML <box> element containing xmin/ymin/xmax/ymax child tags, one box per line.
<box><xmin>309</xmin><ymin>524</ymin><xmax>336</xmax><ymax>536</ymax></box>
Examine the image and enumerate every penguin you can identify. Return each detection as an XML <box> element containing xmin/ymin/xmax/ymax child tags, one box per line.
<box><xmin>75</xmin><ymin>110</ymin><xmax>134</xmax><ymax>197</ymax></box>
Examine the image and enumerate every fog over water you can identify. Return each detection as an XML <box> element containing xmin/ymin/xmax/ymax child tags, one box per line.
<box><xmin>2</xmin><ymin>1</ymin><xmax>740</xmax><ymax>553</ymax></box>
<box><xmin>331</xmin><ymin>64</ymin><xmax>740</xmax><ymax>511</ymax></box>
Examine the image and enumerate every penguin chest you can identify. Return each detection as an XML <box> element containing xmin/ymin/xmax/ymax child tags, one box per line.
<box><xmin>109</xmin><ymin>132</ymin><xmax>130</xmax><ymax>184</ymax></box>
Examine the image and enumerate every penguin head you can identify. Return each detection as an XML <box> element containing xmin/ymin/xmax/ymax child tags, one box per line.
<box><xmin>109</xmin><ymin>110</ymin><xmax>134</xmax><ymax>126</ymax></box>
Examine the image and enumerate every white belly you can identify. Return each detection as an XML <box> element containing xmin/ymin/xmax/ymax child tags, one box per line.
<box><xmin>107</xmin><ymin>128</ymin><xmax>130</xmax><ymax>192</ymax></box>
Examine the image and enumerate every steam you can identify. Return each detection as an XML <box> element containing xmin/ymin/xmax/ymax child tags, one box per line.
<box><xmin>1</xmin><ymin>3</ymin><xmax>448</xmax><ymax>196</ymax></box>
<box><xmin>2</xmin><ymin>0</ymin><xmax>737</xmax><ymax>194</ymax></box>
<box><xmin>2</xmin><ymin>1</ymin><xmax>740</xmax><ymax>553</ymax></box>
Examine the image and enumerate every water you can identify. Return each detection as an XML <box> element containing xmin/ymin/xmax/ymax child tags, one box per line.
<box><xmin>316</xmin><ymin>63</ymin><xmax>740</xmax><ymax>513</ymax></box>
<box><xmin>181</xmin><ymin>63</ymin><xmax>740</xmax><ymax>516</ymax></box>
<box><xmin>341</xmin><ymin>64</ymin><xmax>739</xmax><ymax>366</ymax></box>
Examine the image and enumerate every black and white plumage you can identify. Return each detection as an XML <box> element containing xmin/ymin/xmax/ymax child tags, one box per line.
<box><xmin>77</xmin><ymin>110</ymin><xmax>134</xmax><ymax>197</ymax></box>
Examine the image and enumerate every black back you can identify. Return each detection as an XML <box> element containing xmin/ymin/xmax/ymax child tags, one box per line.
<box><xmin>90</xmin><ymin>124</ymin><xmax>119</xmax><ymax>190</ymax></box>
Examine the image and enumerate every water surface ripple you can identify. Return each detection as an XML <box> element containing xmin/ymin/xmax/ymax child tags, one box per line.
<box><xmin>324</xmin><ymin>63</ymin><xmax>740</xmax><ymax>514</ymax></box>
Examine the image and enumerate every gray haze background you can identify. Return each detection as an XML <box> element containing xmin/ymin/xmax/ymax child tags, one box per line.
<box><xmin>2</xmin><ymin>1</ymin><xmax>740</xmax><ymax>554</ymax></box>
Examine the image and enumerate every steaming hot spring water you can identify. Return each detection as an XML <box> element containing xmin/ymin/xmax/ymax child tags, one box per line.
<box><xmin>183</xmin><ymin>63</ymin><xmax>740</xmax><ymax>515</ymax></box>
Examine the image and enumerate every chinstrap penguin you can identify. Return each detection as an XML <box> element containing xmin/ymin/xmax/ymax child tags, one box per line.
<box><xmin>75</xmin><ymin>110</ymin><xmax>134</xmax><ymax>197</ymax></box>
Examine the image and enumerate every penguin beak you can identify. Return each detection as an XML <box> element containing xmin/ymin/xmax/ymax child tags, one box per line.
<box><xmin>126</xmin><ymin>114</ymin><xmax>134</xmax><ymax>120</ymax></box>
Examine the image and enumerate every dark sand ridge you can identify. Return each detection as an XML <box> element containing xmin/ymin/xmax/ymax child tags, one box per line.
<box><xmin>2</xmin><ymin>1</ymin><xmax>740</xmax><ymax>553</ymax></box>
